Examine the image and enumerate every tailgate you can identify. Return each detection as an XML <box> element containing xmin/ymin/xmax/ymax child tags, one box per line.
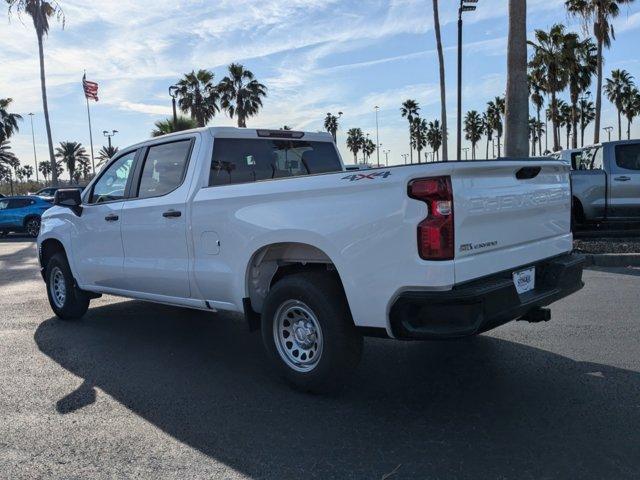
<box><xmin>452</xmin><ymin>161</ymin><xmax>573</xmax><ymax>283</ymax></box>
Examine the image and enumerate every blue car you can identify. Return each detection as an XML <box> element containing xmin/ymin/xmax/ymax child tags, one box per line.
<box><xmin>0</xmin><ymin>196</ymin><xmax>53</xmax><ymax>238</ymax></box>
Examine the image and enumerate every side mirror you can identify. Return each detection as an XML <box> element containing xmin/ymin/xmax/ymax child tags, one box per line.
<box><xmin>54</xmin><ymin>189</ymin><xmax>83</xmax><ymax>216</ymax></box>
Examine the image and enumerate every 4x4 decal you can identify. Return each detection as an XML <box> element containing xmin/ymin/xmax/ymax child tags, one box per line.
<box><xmin>341</xmin><ymin>171</ymin><xmax>392</xmax><ymax>182</ymax></box>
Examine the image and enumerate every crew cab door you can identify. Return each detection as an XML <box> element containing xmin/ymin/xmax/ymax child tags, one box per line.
<box><xmin>73</xmin><ymin>150</ymin><xmax>138</xmax><ymax>288</ymax></box>
<box><xmin>120</xmin><ymin>137</ymin><xmax>195</xmax><ymax>298</ymax></box>
<box><xmin>608</xmin><ymin>142</ymin><xmax>640</xmax><ymax>219</ymax></box>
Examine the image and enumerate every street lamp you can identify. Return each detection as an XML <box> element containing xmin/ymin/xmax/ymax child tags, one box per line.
<box><xmin>28</xmin><ymin>113</ymin><xmax>39</xmax><ymax>182</ymax></box>
<box><xmin>462</xmin><ymin>147</ymin><xmax>470</xmax><ymax>160</ymax></box>
<box><xmin>383</xmin><ymin>149</ymin><xmax>390</xmax><ymax>166</ymax></box>
<box><xmin>374</xmin><ymin>106</ymin><xmax>380</xmax><ymax>166</ymax></box>
<box><xmin>457</xmin><ymin>0</ymin><xmax>478</xmax><ymax>162</ymax></box>
<box><xmin>603</xmin><ymin>126</ymin><xmax>613</xmax><ymax>142</ymax></box>
<box><xmin>103</xmin><ymin>130</ymin><xmax>118</xmax><ymax>149</ymax></box>
<box><xmin>401</xmin><ymin>153</ymin><xmax>409</xmax><ymax>164</ymax></box>
<box><xmin>169</xmin><ymin>85</ymin><xmax>179</xmax><ymax>128</ymax></box>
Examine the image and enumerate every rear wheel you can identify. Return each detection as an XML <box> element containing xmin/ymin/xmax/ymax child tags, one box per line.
<box><xmin>25</xmin><ymin>217</ymin><xmax>41</xmax><ymax>238</ymax></box>
<box><xmin>45</xmin><ymin>253</ymin><xmax>89</xmax><ymax>320</ymax></box>
<box><xmin>261</xmin><ymin>271</ymin><xmax>363</xmax><ymax>394</ymax></box>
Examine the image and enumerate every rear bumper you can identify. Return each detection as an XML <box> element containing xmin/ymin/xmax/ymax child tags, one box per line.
<box><xmin>389</xmin><ymin>253</ymin><xmax>585</xmax><ymax>340</ymax></box>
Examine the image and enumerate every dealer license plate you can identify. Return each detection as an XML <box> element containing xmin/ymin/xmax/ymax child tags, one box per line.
<box><xmin>513</xmin><ymin>267</ymin><xmax>535</xmax><ymax>294</ymax></box>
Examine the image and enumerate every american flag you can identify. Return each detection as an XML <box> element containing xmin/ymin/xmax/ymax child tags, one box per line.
<box><xmin>82</xmin><ymin>73</ymin><xmax>99</xmax><ymax>102</ymax></box>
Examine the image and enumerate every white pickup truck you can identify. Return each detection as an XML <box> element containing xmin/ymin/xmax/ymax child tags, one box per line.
<box><xmin>38</xmin><ymin>127</ymin><xmax>584</xmax><ymax>393</ymax></box>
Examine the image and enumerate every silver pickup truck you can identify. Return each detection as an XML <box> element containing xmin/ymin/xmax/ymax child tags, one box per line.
<box><xmin>571</xmin><ymin>140</ymin><xmax>640</xmax><ymax>224</ymax></box>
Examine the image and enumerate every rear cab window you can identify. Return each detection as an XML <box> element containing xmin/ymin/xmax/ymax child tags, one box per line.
<box><xmin>615</xmin><ymin>143</ymin><xmax>640</xmax><ymax>171</ymax></box>
<box><xmin>209</xmin><ymin>138</ymin><xmax>342</xmax><ymax>187</ymax></box>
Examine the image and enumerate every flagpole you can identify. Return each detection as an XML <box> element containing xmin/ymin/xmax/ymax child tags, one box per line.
<box><xmin>83</xmin><ymin>70</ymin><xmax>96</xmax><ymax>175</ymax></box>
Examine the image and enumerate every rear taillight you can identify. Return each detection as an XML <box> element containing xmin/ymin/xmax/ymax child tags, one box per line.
<box><xmin>408</xmin><ymin>176</ymin><xmax>454</xmax><ymax>260</ymax></box>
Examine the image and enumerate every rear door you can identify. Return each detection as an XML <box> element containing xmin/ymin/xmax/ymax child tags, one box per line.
<box><xmin>608</xmin><ymin>142</ymin><xmax>640</xmax><ymax>219</ymax></box>
<box><xmin>120</xmin><ymin>136</ymin><xmax>196</xmax><ymax>298</ymax></box>
<box><xmin>452</xmin><ymin>161</ymin><xmax>572</xmax><ymax>283</ymax></box>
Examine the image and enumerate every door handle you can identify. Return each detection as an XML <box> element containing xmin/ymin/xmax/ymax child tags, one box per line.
<box><xmin>104</xmin><ymin>213</ymin><xmax>119</xmax><ymax>222</ymax></box>
<box><xmin>614</xmin><ymin>176</ymin><xmax>631</xmax><ymax>181</ymax></box>
<box><xmin>162</xmin><ymin>210</ymin><xmax>182</xmax><ymax>218</ymax></box>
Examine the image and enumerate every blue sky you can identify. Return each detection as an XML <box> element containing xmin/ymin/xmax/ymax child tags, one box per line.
<box><xmin>2</xmin><ymin>0</ymin><xmax>639</xmax><ymax>173</ymax></box>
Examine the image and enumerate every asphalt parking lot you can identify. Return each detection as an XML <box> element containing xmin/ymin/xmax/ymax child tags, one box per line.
<box><xmin>1</xmin><ymin>237</ymin><xmax>639</xmax><ymax>479</ymax></box>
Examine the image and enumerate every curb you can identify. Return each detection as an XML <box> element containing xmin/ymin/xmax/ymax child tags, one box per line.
<box><xmin>584</xmin><ymin>253</ymin><xmax>640</xmax><ymax>268</ymax></box>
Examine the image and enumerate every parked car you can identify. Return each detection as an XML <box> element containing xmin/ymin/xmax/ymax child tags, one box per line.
<box><xmin>38</xmin><ymin>127</ymin><xmax>584</xmax><ymax>393</ymax></box>
<box><xmin>0</xmin><ymin>196</ymin><xmax>52</xmax><ymax>237</ymax></box>
<box><xmin>571</xmin><ymin>139</ymin><xmax>640</xmax><ymax>225</ymax></box>
<box><xmin>550</xmin><ymin>148</ymin><xmax>586</xmax><ymax>169</ymax></box>
<box><xmin>33</xmin><ymin>186</ymin><xmax>84</xmax><ymax>200</ymax></box>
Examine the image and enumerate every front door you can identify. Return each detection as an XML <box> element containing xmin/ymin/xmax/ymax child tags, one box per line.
<box><xmin>120</xmin><ymin>138</ymin><xmax>194</xmax><ymax>299</ymax></box>
<box><xmin>73</xmin><ymin>150</ymin><xmax>137</xmax><ymax>289</ymax></box>
<box><xmin>609</xmin><ymin>142</ymin><xmax>640</xmax><ymax>219</ymax></box>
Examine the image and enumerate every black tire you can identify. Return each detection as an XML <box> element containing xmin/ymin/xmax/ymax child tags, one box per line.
<box><xmin>0</xmin><ymin>230</ymin><xmax>7</xmax><ymax>238</ymax></box>
<box><xmin>24</xmin><ymin>216</ymin><xmax>41</xmax><ymax>238</ymax></box>
<box><xmin>45</xmin><ymin>253</ymin><xmax>89</xmax><ymax>320</ymax></box>
<box><xmin>261</xmin><ymin>271</ymin><xmax>363</xmax><ymax>394</ymax></box>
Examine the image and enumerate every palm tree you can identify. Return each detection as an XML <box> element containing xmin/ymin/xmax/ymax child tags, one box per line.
<box><xmin>464</xmin><ymin>110</ymin><xmax>483</xmax><ymax>160</ymax></box>
<box><xmin>566</xmin><ymin>0</ymin><xmax>635</xmax><ymax>144</ymax></box>
<box><xmin>38</xmin><ymin>160</ymin><xmax>50</xmax><ymax>181</ymax></box>
<box><xmin>482</xmin><ymin>111</ymin><xmax>493</xmax><ymax>159</ymax></box>
<box><xmin>432</xmin><ymin>0</ymin><xmax>448</xmax><ymax>161</ymax></box>
<box><xmin>7</xmin><ymin>1</ymin><xmax>64</xmax><ymax>186</ymax></box>
<box><xmin>97</xmin><ymin>145</ymin><xmax>119</xmax><ymax>166</ymax></box>
<box><xmin>565</xmin><ymin>36</ymin><xmax>597</xmax><ymax>148</ymax></box>
<box><xmin>400</xmin><ymin>99</ymin><xmax>420</xmax><ymax>164</ymax></box>
<box><xmin>323</xmin><ymin>112</ymin><xmax>341</xmax><ymax>142</ymax></box>
<box><xmin>411</xmin><ymin>118</ymin><xmax>428</xmax><ymax>164</ymax></box>
<box><xmin>529</xmin><ymin>70</ymin><xmax>546</xmax><ymax>156</ymax></box>
<box><xmin>559</xmin><ymin>101</ymin><xmax>573</xmax><ymax>149</ymax></box>
<box><xmin>504</xmin><ymin>0</ymin><xmax>529</xmax><ymax>157</ymax></box>
<box><xmin>528</xmin><ymin>117</ymin><xmax>545</xmax><ymax>155</ymax></box>
<box><xmin>546</xmin><ymin>100</ymin><xmax>565</xmax><ymax>150</ymax></box>
<box><xmin>0</xmin><ymin>98</ymin><xmax>23</xmax><ymax>142</ymax></box>
<box><xmin>487</xmin><ymin>97</ymin><xmax>505</xmax><ymax>157</ymax></box>
<box><xmin>346</xmin><ymin>128</ymin><xmax>364</xmax><ymax>164</ymax></box>
<box><xmin>362</xmin><ymin>138</ymin><xmax>376</xmax><ymax>164</ymax></box>
<box><xmin>604</xmin><ymin>69</ymin><xmax>634</xmax><ymax>140</ymax></box>
<box><xmin>175</xmin><ymin>69</ymin><xmax>219</xmax><ymax>127</ymax></box>
<box><xmin>622</xmin><ymin>87</ymin><xmax>640</xmax><ymax>140</ymax></box>
<box><xmin>218</xmin><ymin>63</ymin><xmax>267</xmax><ymax>128</ymax></box>
<box><xmin>528</xmin><ymin>25</ymin><xmax>572</xmax><ymax>152</ymax></box>
<box><xmin>151</xmin><ymin>116</ymin><xmax>198</xmax><ymax>137</ymax></box>
<box><xmin>578</xmin><ymin>95</ymin><xmax>595</xmax><ymax>147</ymax></box>
<box><xmin>55</xmin><ymin>141</ymin><xmax>88</xmax><ymax>184</ymax></box>
<box><xmin>0</xmin><ymin>140</ymin><xmax>19</xmax><ymax>195</ymax></box>
<box><xmin>426</xmin><ymin>120</ymin><xmax>443</xmax><ymax>161</ymax></box>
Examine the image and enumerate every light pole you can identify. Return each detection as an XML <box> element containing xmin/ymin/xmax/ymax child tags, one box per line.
<box><xmin>28</xmin><ymin>113</ymin><xmax>39</xmax><ymax>182</ymax></box>
<box><xmin>103</xmin><ymin>130</ymin><xmax>118</xmax><ymax>149</ymax></box>
<box><xmin>401</xmin><ymin>153</ymin><xmax>409</xmax><ymax>164</ymax></box>
<box><xmin>603</xmin><ymin>126</ymin><xmax>613</xmax><ymax>142</ymax></box>
<box><xmin>374</xmin><ymin>106</ymin><xmax>380</xmax><ymax>166</ymax></box>
<box><xmin>462</xmin><ymin>147</ymin><xmax>469</xmax><ymax>160</ymax></box>
<box><xmin>457</xmin><ymin>0</ymin><xmax>478</xmax><ymax>162</ymax></box>
<box><xmin>169</xmin><ymin>85</ymin><xmax>179</xmax><ymax>128</ymax></box>
<box><xmin>383</xmin><ymin>149</ymin><xmax>390</xmax><ymax>166</ymax></box>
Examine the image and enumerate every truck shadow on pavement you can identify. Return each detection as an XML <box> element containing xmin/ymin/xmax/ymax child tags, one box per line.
<box><xmin>35</xmin><ymin>300</ymin><xmax>640</xmax><ymax>479</ymax></box>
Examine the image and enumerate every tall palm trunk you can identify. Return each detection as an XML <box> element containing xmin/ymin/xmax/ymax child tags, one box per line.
<box><xmin>504</xmin><ymin>0</ymin><xmax>529</xmax><ymax>157</ymax></box>
<box><xmin>433</xmin><ymin>0</ymin><xmax>448</xmax><ymax>161</ymax></box>
<box><xmin>485</xmin><ymin>136</ymin><xmax>489</xmax><ymax>159</ymax></box>
<box><xmin>37</xmin><ymin>32</ymin><xmax>57</xmax><ymax>186</ymax></box>
<box><xmin>571</xmin><ymin>101</ymin><xmax>579</xmax><ymax>149</ymax></box>
<box><xmin>551</xmin><ymin>93</ymin><xmax>560</xmax><ymax>151</ymax></box>
<box><xmin>537</xmin><ymin>106</ymin><xmax>543</xmax><ymax>155</ymax></box>
<box><xmin>617</xmin><ymin>109</ymin><xmax>622</xmax><ymax>140</ymax></box>
<box><xmin>593</xmin><ymin>14</ymin><xmax>603</xmax><ymax>144</ymax></box>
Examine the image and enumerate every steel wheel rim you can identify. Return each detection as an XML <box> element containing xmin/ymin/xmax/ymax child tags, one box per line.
<box><xmin>50</xmin><ymin>267</ymin><xmax>66</xmax><ymax>308</ymax></box>
<box><xmin>27</xmin><ymin>219</ymin><xmax>40</xmax><ymax>237</ymax></box>
<box><xmin>273</xmin><ymin>300</ymin><xmax>323</xmax><ymax>373</ymax></box>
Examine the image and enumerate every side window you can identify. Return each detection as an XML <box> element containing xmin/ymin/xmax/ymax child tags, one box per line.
<box><xmin>90</xmin><ymin>151</ymin><xmax>136</xmax><ymax>204</ymax></box>
<box><xmin>209</xmin><ymin>139</ymin><xmax>342</xmax><ymax>186</ymax></box>
<box><xmin>0</xmin><ymin>200</ymin><xmax>9</xmax><ymax>210</ymax></box>
<box><xmin>615</xmin><ymin>144</ymin><xmax>640</xmax><ymax>171</ymax></box>
<box><xmin>136</xmin><ymin>140</ymin><xmax>192</xmax><ymax>199</ymax></box>
<box><xmin>8</xmin><ymin>199</ymin><xmax>30</xmax><ymax>209</ymax></box>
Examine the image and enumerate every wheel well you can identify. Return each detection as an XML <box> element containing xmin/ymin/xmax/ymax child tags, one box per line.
<box><xmin>246</xmin><ymin>242</ymin><xmax>345</xmax><ymax>315</ymax></box>
<box><xmin>23</xmin><ymin>214</ymin><xmax>41</xmax><ymax>227</ymax></box>
<box><xmin>40</xmin><ymin>238</ymin><xmax>66</xmax><ymax>269</ymax></box>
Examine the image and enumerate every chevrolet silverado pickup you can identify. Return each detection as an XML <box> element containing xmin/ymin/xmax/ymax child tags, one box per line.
<box><xmin>571</xmin><ymin>139</ymin><xmax>640</xmax><ymax>224</ymax></box>
<box><xmin>38</xmin><ymin>127</ymin><xmax>585</xmax><ymax>393</ymax></box>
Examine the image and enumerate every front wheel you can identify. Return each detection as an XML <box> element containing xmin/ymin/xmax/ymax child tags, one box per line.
<box><xmin>261</xmin><ymin>271</ymin><xmax>363</xmax><ymax>394</ymax></box>
<box><xmin>45</xmin><ymin>253</ymin><xmax>89</xmax><ymax>320</ymax></box>
<box><xmin>25</xmin><ymin>217</ymin><xmax>41</xmax><ymax>238</ymax></box>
